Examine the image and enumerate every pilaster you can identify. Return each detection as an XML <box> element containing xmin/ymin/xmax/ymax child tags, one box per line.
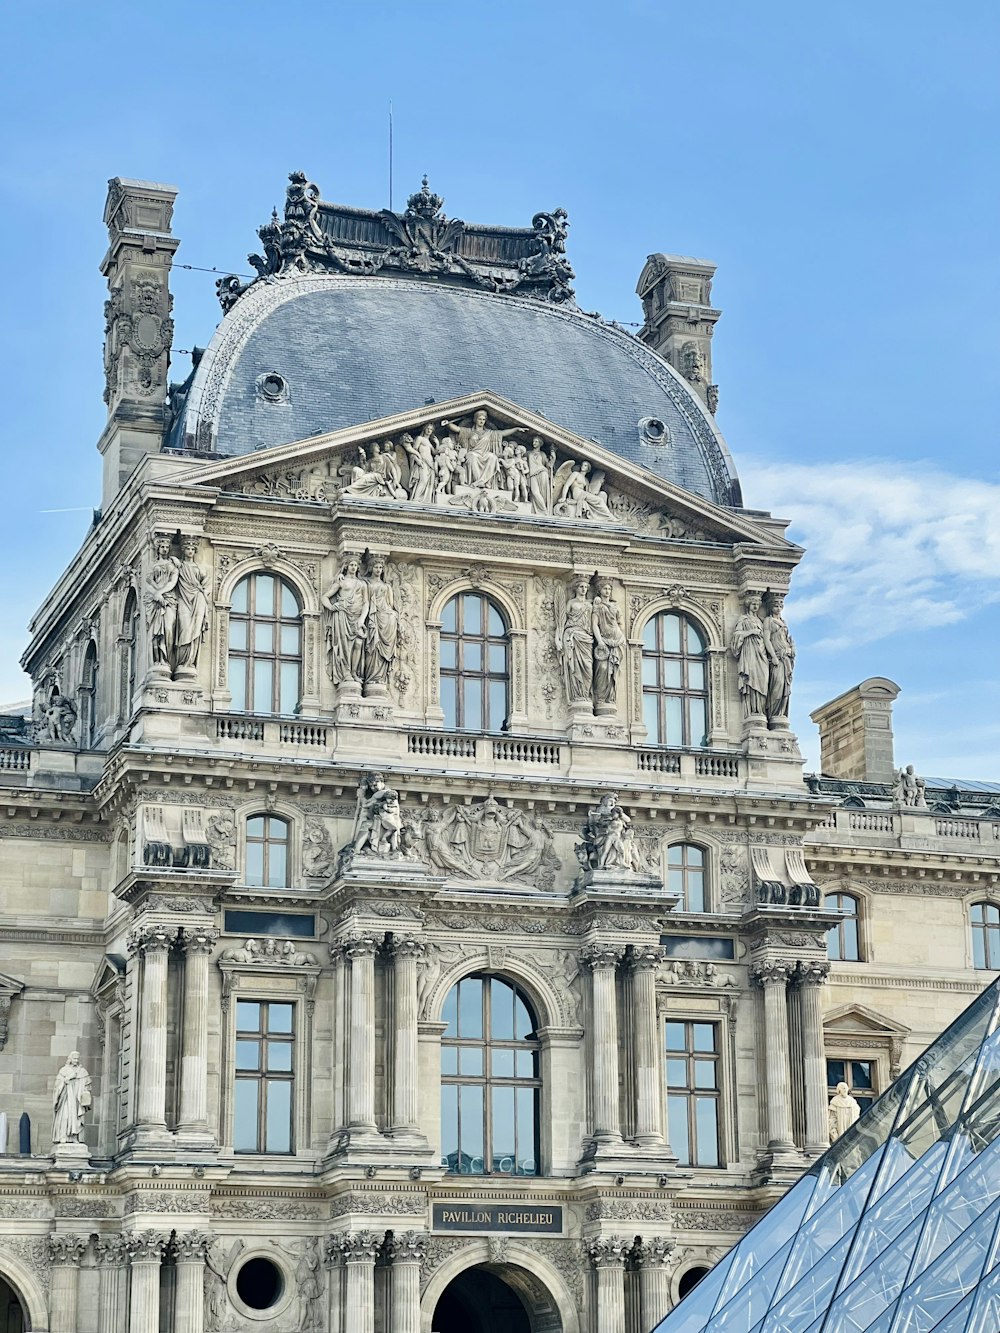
<box><xmin>177</xmin><ymin>926</ymin><xmax>218</xmax><ymax>1148</ymax></box>
<box><xmin>750</xmin><ymin>959</ymin><xmax>801</xmax><ymax>1175</ymax></box>
<box><xmin>587</xmin><ymin>1236</ymin><xmax>630</xmax><ymax>1333</ymax></box>
<box><xmin>796</xmin><ymin>961</ymin><xmax>832</xmax><ymax>1154</ymax></box>
<box><xmin>128</xmin><ymin>921</ymin><xmax>177</xmax><ymax>1149</ymax></box>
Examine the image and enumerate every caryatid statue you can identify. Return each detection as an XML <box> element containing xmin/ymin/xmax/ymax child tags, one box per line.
<box><xmin>553</xmin><ymin>575</ymin><xmax>594</xmax><ymax>711</ymax></box>
<box><xmin>144</xmin><ymin>532</ymin><xmax>179</xmax><ymax>677</ymax></box>
<box><xmin>322</xmin><ymin>554</ymin><xmax>369</xmax><ymax>689</ymax></box>
<box><xmin>730</xmin><ymin>591</ymin><xmax>769</xmax><ymax>721</ymax></box>
<box><xmin>828</xmin><ymin>1081</ymin><xmax>861</xmax><ymax>1141</ymax></box>
<box><xmin>762</xmin><ymin>590</ymin><xmax>795</xmax><ymax>727</ymax></box>
<box><xmin>591</xmin><ymin>580</ymin><xmax>624</xmax><ymax>714</ymax></box>
<box><xmin>362</xmin><ymin>554</ymin><xmax>399</xmax><ymax>695</ymax></box>
<box><xmin>173</xmin><ymin>536</ymin><xmax>210</xmax><ymax>677</ymax></box>
<box><xmin>52</xmin><ymin>1050</ymin><xmax>92</xmax><ymax>1146</ymax></box>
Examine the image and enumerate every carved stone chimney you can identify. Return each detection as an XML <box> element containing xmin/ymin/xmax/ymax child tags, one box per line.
<box><xmin>97</xmin><ymin>177</ymin><xmax>180</xmax><ymax>506</ymax></box>
<box><xmin>810</xmin><ymin>678</ymin><xmax>901</xmax><ymax>783</ymax></box>
<box><xmin>636</xmin><ymin>254</ymin><xmax>721</xmax><ymax>413</ymax></box>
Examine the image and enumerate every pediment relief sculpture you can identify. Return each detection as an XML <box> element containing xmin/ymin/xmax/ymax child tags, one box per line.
<box><xmin>416</xmin><ymin>796</ymin><xmax>559</xmax><ymax>890</ymax></box>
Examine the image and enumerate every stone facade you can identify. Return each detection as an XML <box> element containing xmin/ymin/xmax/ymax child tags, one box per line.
<box><xmin>0</xmin><ymin>174</ymin><xmax>995</xmax><ymax>1333</ymax></box>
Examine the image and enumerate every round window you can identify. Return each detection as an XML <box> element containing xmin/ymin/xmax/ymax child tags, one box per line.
<box><xmin>257</xmin><ymin>372</ymin><xmax>288</xmax><ymax>403</ymax></box>
<box><xmin>235</xmin><ymin>1257</ymin><xmax>284</xmax><ymax>1311</ymax></box>
<box><xmin>678</xmin><ymin>1265</ymin><xmax>710</xmax><ymax>1299</ymax></box>
<box><xmin>638</xmin><ymin>416</ymin><xmax>669</xmax><ymax>446</ymax></box>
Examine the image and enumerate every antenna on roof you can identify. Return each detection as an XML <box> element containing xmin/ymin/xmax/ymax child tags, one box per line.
<box><xmin>388</xmin><ymin>101</ymin><xmax>394</xmax><ymax>212</ymax></box>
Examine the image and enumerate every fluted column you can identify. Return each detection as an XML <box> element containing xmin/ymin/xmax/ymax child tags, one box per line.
<box><xmin>129</xmin><ymin>923</ymin><xmax>176</xmax><ymax>1132</ymax></box>
<box><xmin>798</xmin><ymin>961</ymin><xmax>832</xmax><ymax>1153</ymax></box>
<box><xmin>94</xmin><ymin>1235</ymin><xmax>128</xmax><ymax>1333</ymax></box>
<box><xmin>345</xmin><ymin>934</ymin><xmax>382</xmax><ymax>1133</ymax></box>
<box><xmin>388</xmin><ymin>1231</ymin><xmax>427</xmax><ymax>1333</ymax></box>
<box><xmin>389</xmin><ymin>937</ymin><xmax>424</xmax><ymax>1135</ymax></box>
<box><xmin>325</xmin><ymin>1239</ymin><xmax>343</xmax><ymax>1333</ymax></box>
<box><xmin>635</xmin><ymin>1237</ymin><xmax>675</xmax><ymax>1330</ymax></box>
<box><xmin>587</xmin><ymin>1237</ymin><xmax>629</xmax><ymax>1333</ymax></box>
<box><xmin>628</xmin><ymin>945</ymin><xmax>665</xmax><ymax>1146</ymax></box>
<box><xmin>342</xmin><ymin>1231</ymin><xmax>381</xmax><ymax>1333</ymax></box>
<box><xmin>582</xmin><ymin>944</ymin><xmax>624</xmax><ymax>1141</ymax></box>
<box><xmin>751</xmin><ymin>960</ymin><xmax>796</xmax><ymax>1151</ymax></box>
<box><xmin>178</xmin><ymin>929</ymin><xmax>218</xmax><ymax>1135</ymax></box>
<box><xmin>126</xmin><ymin>1231</ymin><xmax>169</xmax><ymax>1333</ymax></box>
<box><xmin>173</xmin><ymin>1232</ymin><xmax>209</xmax><ymax>1333</ymax></box>
<box><xmin>48</xmin><ymin>1235</ymin><xmax>87</xmax><ymax>1333</ymax></box>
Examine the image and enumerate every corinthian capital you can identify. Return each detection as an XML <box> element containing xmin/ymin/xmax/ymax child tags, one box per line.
<box><xmin>48</xmin><ymin>1234</ymin><xmax>88</xmax><ymax>1265</ymax></box>
<box><xmin>796</xmin><ymin>960</ymin><xmax>831</xmax><ymax>987</ymax></box>
<box><xmin>386</xmin><ymin>1230</ymin><xmax>428</xmax><ymax>1264</ymax></box>
<box><xmin>627</xmin><ymin>944</ymin><xmax>664</xmax><ymax>973</ymax></box>
<box><xmin>342</xmin><ymin>933</ymin><xmax>382</xmax><ymax>962</ymax></box>
<box><xmin>127</xmin><ymin>923</ymin><xmax>177</xmax><ymax>956</ymax></box>
<box><xmin>94</xmin><ymin>1235</ymin><xmax>127</xmax><ymax>1267</ymax></box>
<box><xmin>125</xmin><ymin>1230</ymin><xmax>170</xmax><ymax>1263</ymax></box>
<box><xmin>580</xmin><ymin>942</ymin><xmax>625</xmax><ymax>972</ymax></box>
<box><xmin>633</xmin><ymin>1236</ymin><xmax>675</xmax><ymax>1268</ymax></box>
<box><xmin>586</xmin><ymin>1235</ymin><xmax>631</xmax><ymax>1269</ymax></box>
<box><xmin>749</xmin><ymin>959</ymin><xmax>792</xmax><ymax>989</ymax></box>
<box><xmin>179</xmin><ymin>927</ymin><xmax>219</xmax><ymax>956</ymax></box>
<box><xmin>388</xmin><ymin>936</ymin><xmax>426</xmax><ymax>962</ymax></box>
<box><xmin>341</xmin><ymin>1229</ymin><xmax>384</xmax><ymax>1263</ymax></box>
<box><xmin>171</xmin><ymin>1231</ymin><xmax>210</xmax><ymax>1262</ymax></box>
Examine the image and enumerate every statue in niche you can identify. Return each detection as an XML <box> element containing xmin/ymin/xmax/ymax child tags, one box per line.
<box><xmin>362</xmin><ymin>554</ymin><xmax>399</xmax><ymax>692</ymax></box>
<box><xmin>578</xmin><ymin>793</ymin><xmax>646</xmax><ymax>875</ymax></box>
<box><xmin>526</xmin><ymin>436</ymin><xmax>556</xmax><ymax>513</ymax></box>
<box><xmin>423</xmin><ymin>797</ymin><xmax>557</xmax><ymax>888</ymax></box>
<box><xmin>762</xmin><ymin>590</ymin><xmax>795</xmax><ymax>727</ymax></box>
<box><xmin>400</xmin><ymin>425</ymin><xmax>437</xmax><ymax>503</ymax></box>
<box><xmin>439</xmin><ymin>409</ymin><xmax>524</xmax><ymax>488</ymax></box>
<box><xmin>323</xmin><ymin>555</ymin><xmax>369</xmax><ymax>687</ymax></box>
<box><xmin>893</xmin><ymin>764</ymin><xmax>927</xmax><ymax>808</ymax></box>
<box><xmin>144</xmin><ymin>533</ymin><xmax>179</xmax><ymax>677</ymax></box>
<box><xmin>591</xmin><ymin>580</ymin><xmax>624</xmax><ymax>713</ymax></box>
<box><xmin>52</xmin><ymin>1051</ymin><xmax>92</xmax><ymax>1145</ymax></box>
<box><xmin>345</xmin><ymin>772</ymin><xmax>404</xmax><ymax>862</ymax></box>
<box><xmin>828</xmin><ymin>1082</ymin><xmax>861</xmax><ymax>1141</ymax></box>
<box><xmin>42</xmin><ymin>690</ymin><xmax>78</xmax><ymax>744</ymax></box>
<box><xmin>553</xmin><ymin>576</ymin><xmax>595</xmax><ymax>708</ymax></box>
<box><xmin>554</xmin><ymin>460</ymin><xmax>614</xmax><ymax>521</ymax></box>
<box><xmin>730</xmin><ymin>591</ymin><xmax>769</xmax><ymax>721</ymax></box>
<box><xmin>173</xmin><ymin>536</ymin><xmax>210</xmax><ymax>677</ymax></box>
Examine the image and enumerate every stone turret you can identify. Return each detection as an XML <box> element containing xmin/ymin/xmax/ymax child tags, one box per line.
<box><xmin>810</xmin><ymin>677</ymin><xmax>900</xmax><ymax>783</ymax></box>
<box><xmin>97</xmin><ymin>177</ymin><xmax>179</xmax><ymax>506</ymax></box>
<box><xmin>636</xmin><ymin>253</ymin><xmax>721</xmax><ymax>413</ymax></box>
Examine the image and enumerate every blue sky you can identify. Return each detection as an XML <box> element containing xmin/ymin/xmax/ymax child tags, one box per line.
<box><xmin>1</xmin><ymin>1</ymin><xmax>998</xmax><ymax>774</ymax></box>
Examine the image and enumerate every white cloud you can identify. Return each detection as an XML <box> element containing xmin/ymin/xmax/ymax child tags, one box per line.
<box><xmin>740</xmin><ymin>457</ymin><xmax>1000</xmax><ymax>647</ymax></box>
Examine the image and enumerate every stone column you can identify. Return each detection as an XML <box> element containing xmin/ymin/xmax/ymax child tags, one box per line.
<box><xmin>388</xmin><ymin>1231</ymin><xmax>427</xmax><ymax>1333</ymax></box>
<box><xmin>587</xmin><ymin>1237</ymin><xmax>629</xmax><ymax>1333</ymax></box>
<box><xmin>628</xmin><ymin>945</ymin><xmax>665</xmax><ymax>1146</ymax></box>
<box><xmin>324</xmin><ymin>1240</ymin><xmax>343</xmax><ymax>1333</ymax></box>
<box><xmin>48</xmin><ymin>1235</ymin><xmax>87</xmax><ymax>1333</ymax></box>
<box><xmin>94</xmin><ymin>1235</ymin><xmax>128</xmax><ymax>1333</ymax></box>
<box><xmin>635</xmin><ymin>1237</ymin><xmax>675</xmax><ymax>1330</ymax></box>
<box><xmin>581</xmin><ymin>944</ymin><xmax>624</xmax><ymax>1141</ymax></box>
<box><xmin>389</xmin><ymin>937</ymin><xmax>424</xmax><ymax>1135</ymax></box>
<box><xmin>345</xmin><ymin>934</ymin><xmax>382</xmax><ymax>1134</ymax></box>
<box><xmin>798</xmin><ymin>961</ymin><xmax>832</xmax><ymax>1153</ymax></box>
<box><xmin>342</xmin><ymin>1231</ymin><xmax>382</xmax><ymax>1333</ymax></box>
<box><xmin>173</xmin><ymin>1232</ymin><xmax>209</xmax><ymax>1333</ymax></box>
<box><xmin>178</xmin><ymin>928</ymin><xmax>218</xmax><ymax>1135</ymax></box>
<box><xmin>126</xmin><ymin>1231</ymin><xmax>168</xmax><ymax>1333</ymax></box>
<box><xmin>751</xmin><ymin>960</ymin><xmax>796</xmax><ymax>1151</ymax></box>
<box><xmin>129</xmin><ymin>923</ymin><xmax>176</xmax><ymax>1133</ymax></box>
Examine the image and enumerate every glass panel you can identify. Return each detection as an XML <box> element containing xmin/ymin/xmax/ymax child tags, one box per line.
<box><xmin>491</xmin><ymin>979</ymin><xmax>514</xmax><ymax>1039</ymax></box>
<box><xmin>458</xmin><ymin>978</ymin><xmax>483</xmax><ymax>1038</ymax></box>
<box><xmin>245</xmin><ymin>842</ymin><xmax>264</xmax><ymax>886</ymax></box>
<box><xmin>668</xmin><ymin>844</ymin><xmax>685</xmax><ymax>866</ymax></box>
<box><xmin>688</xmin><ymin>870</ymin><xmax>706</xmax><ymax>913</ymax></box>
<box><xmin>492</xmin><ymin>1086</ymin><xmax>515</xmax><ymax>1171</ymax></box>
<box><xmin>255</xmin><ymin>575</ymin><xmax>274</xmax><ymax>616</ymax></box>
<box><xmin>489</xmin><ymin>680</ymin><xmax>507</xmax><ymax>730</ymax></box>
<box><xmin>667</xmin><ymin>1059</ymin><xmax>689</xmax><ymax>1087</ymax></box>
<box><xmin>459</xmin><ymin>1084</ymin><xmax>484</xmax><ymax>1173</ymax></box>
<box><xmin>464</xmin><ymin>640</ymin><xmax>482</xmax><ymax>672</ymax></box>
<box><xmin>225</xmin><ymin>910</ymin><xmax>315</xmax><ymax>937</ymax></box>
<box><xmin>694</xmin><ymin>1098</ymin><xmax>719</xmax><ymax>1166</ymax></box>
<box><xmin>229</xmin><ymin>620</ymin><xmax>248</xmax><ymax>650</ymax></box>
<box><xmin>517</xmin><ymin>1086</ymin><xmax>537</xmax><ymax>1174</ymax></box>
<box><xmin>666</xmin><ymin>695</ymin><xmax>683</xmax><ymax>743</ymax></box>
<box><xmin>516</xmin><ymin>1049</ymin><xmax>536</xmax><ymax>1078</ymax></box>
<box><xmin>265</xmin><ymin>1080</ymin><xmax>292</xmax><ymax>1153</ymax></box>
<box><xmin>440</xmin><ymin>638</ymin><xmax>457</xmax><ymax>669</ymax></box>
<box><xmin>694</xmin><ymin>1059</ymin><xmax>717</xmax><ymax>1089</ymax></box>
<box><xmin>669</xmin><ymin>1096</ymin><xmax>689</xmax><ymax>1165</ymax></box>
<box><xmin>280</xmin><ymin>624</ymin><xmax>300</xmax><ymax>654</ymax></box>
<box><xmin>643</xmin><ymin>692</ymin><xmax>660</xmax><ymax>741</ymax></box>
<box><xmin>441</xmin><ymin>1084</ymin><xmax>458</xmax><ymax>1170</ymax></box>
<box><xmin>514</xmin><ymin>993</ymin><xmax>534</xmax><ymax>1039</ymax></box>
<box><xmin>975</xmin><ymin>931</ymin><xmax>988</xmax><ymax>970</ymax></box>
<box><xmin>254</xmin><ymin>622</ymin><xmax>274</xmax><ymax>653</ymax></box>
<box><xmin>464</xmin><ymin>595</ymin><xmax>483</xmax><ymax>634</ymax></box>
<box><xmin>267</xmin><ymin>842</ymin><xmax>287</xmax><ymax>887</ymax></box>
<box><xmin>694</xmin><ymin>1023</ymin><xmax>717</xmax><ymax>1052</ymax></box>
<box><xmin>852</xmin><ymin>1062</ymin><xmax>874</xmax><ymax>1091</ymax></box>
<box><xmin>235</xmin><ymin>1040</ymin><xmax>260</xmax><ymax>1070</ymax></box>
<box><xmin>441</xmin><ymin>679</ymin><xmax>457</xmax><ymax>730</ymax></box>
<box><xmin>642</xmin><ymin>655</ymin><xmax>659</xmax><ymax>687</ymax></box>
<box><xmin>228</xmin><ymin>659</ymin><xmax>246</xmax><ymax>711</ymax></box>
<box><xmin>231</xmin><ymin>579</ymin><xmax>248</xmax><ymax>613</ymax></box>
<box><xmin>642</xmin><ymin>619</ymin><xmax>657</xmax><ymax>651</ymax></box>
<box><xmin>236</xmin><ymin>1000</ymin><xmax>260</xmax><ymax>1031</ymax></box>
<box><xmin>266</xmin><ymin>1042</ymin><xmax>292</xmax><ymax>1072</ymax></box>
<box><xmin>280</xmin><ymin>583</ymin><xmax>298</xmax><ymax>616</ymax></box>
<box><xmin>441</xmin><ymin>1046</ymin><xmax>458</xmax><ymax>1076</ymax></box>
<box><xmin>688</xmin><ymin>659</ymin><xmax>706</xmax><ymax>690</ymax></box>
<box><xmin>459</xmin><ymin>1046</ymin><xmax>483</xmax><ymax>1076</ymax></box>
<box><xmin>488</xmin><ymin>643</ymin><xmax>506</xmax><ymax>672</ymax></box>
<box><xmin>233</xmin><ymin>1079</ymin><xmax>258</xmax><ymax>1152</ymax></box>
<box><xmin>663</xmin><ymin>613</ymin><xmax>681</xmax><ymax>652</ymax></box>
<box><xmin>441</xmin><ymin>598</ymin><xmax>457</xmax><ymax>632</ymax></box>
<box><xmin>268</xmin><ymin>1004</ymin><xmax>293</xmax><ymax>1033</ymax></box>
<box><xmin>441</xmin><ymin>985</ymin><xmax>458</xmax><ymax>1035</ymax></box>
<box><xmin>463</xmin><ymin>678</ymin><xmax>482</xmax><ymax>730</ymax></box>
<box><xmin>493</xmin><ymin>1047</ymin><xmax>514</xmax><ymax>1078</ymax></box>
<box><xmin>689</xmin><ymin>696</ymin><xmax>707</xmax><ymax>745</ymax></box>
<box><xmin>279</xmin><ymin>662</ymin><xmax>300</xmax><ymax>714</ymax></box>
<box><xmin>666</xmin><ymin>1022</ymin><xmax>686</xmax><ymax>1050</ymax></box>
<box><xmin>687</xmin><ymin>620</ymin><xmax>706</xmax><ymax>653</ymax></box>
<box><xmin>253</xmin><ymin>659</ymin><xmax>273</xmax><ymax>712</ymax></box>
<box><xmin>487</xmin><ymin>604</ymin><xmax>504</xmax><ymax>637</ymax></box>
<box><xmin>665</xmin><ymin>658</ymin><xmax>683</xmax><ymax>688</ymax></box>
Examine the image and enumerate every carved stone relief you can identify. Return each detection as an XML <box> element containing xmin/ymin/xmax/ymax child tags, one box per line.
<box><xmin>220</xmin><ymin>939</ymin><xmax>319</xmax><ymax>966</ymax></box>
<box><xmin>416</xmin><ymin>797</ymin><xmax>558</xmax><ymax>889</ymax></box>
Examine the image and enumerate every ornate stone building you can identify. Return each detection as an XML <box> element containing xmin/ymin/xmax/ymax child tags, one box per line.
<box><xmin>0</xmin><ymin>173</ymin><xmax>996</xmax><ymax>1333</ymax></box>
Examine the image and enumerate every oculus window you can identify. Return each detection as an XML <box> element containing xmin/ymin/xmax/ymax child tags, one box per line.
<box><xmin>439</xmin><ymin>592</ymin><xmax>509</xmax><ymax>732</ymax></box>
<box><xmin>228</xmin><ymin>573</ymin><xmax>302</xmax><ymax>715</ymax></box>
<box><xmin>642</xmin><ymin>611</ymin><xmax>708</xmax><ymax>747</ymax></box>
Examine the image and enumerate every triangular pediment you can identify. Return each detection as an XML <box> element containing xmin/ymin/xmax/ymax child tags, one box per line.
<box><xmin>824</xmin><ymin>1003</ymin><xmax>911</xmax><ymax>1040</ymax></box>
<box><xmin>0</xmin><ymin>971</ymin><xmax>24</xmax><ymax>998</ymax></box>
<box><xmin>177</xmin><ymin>392</ymin><xmax>788</xmax><ymax>549</ymax></box>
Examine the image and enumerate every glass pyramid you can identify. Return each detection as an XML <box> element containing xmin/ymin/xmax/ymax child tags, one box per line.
<box><xmin>654</xmin><ymin>977</ymin><xmax>1000</xmax><ymax>1333</ymax></box>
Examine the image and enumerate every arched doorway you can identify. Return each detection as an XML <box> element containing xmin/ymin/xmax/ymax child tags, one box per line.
<box><xmin>0</xmin><ymin>1274</ymin><xmax>25</xmax><ymax>1333</ymax></box>
<box><xmin>432</xmin><ymin>1267</ymin><xmax>531</xmax><ymax>1333</ymax></box>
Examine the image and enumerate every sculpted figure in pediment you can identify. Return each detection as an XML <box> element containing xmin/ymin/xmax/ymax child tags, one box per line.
<box><xmin>400</xmin><ymin>425</ymin><xmax>437</xmax><ymax>503</ymax></box>
<box><xmin>526</xmin><ymin>436</ymin><xmax>556</xmax><ymax>513</ymax></box>
<box><xmin>554</xmin><ymin>460</ymin><xmax>614</xmax><ymax>521</ymax></box>
<box><xmin>439</xmin><ymin>409</ymin><xmax>524</xmax><ymax>488</ymax></box>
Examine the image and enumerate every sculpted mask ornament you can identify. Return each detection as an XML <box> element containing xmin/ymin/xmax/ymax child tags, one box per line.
<box><xmin>730</xmin><ymin>591</ymin><xmax>768</xmax><ymax>722</ymax></box>
<box><xmin>578</xmin><ymin>793</ymin><xmax>647</xmax><ymax>875</ymax></box>
<box><xmin>52</xmin><ymin>1050</ymin><xmax>92</xmax><ymax>1146</ymax></box>
<box><xmin>421</xmin><ymin>797</ymin><xmax>558</xmax><ymax>890</ymax></box>
<box><xmin>762</xmin><ymin>590</ymin><xmax>795</xmax><ymax>729</ymax></box>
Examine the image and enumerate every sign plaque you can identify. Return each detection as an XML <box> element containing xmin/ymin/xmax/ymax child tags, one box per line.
<box><xmin>432</xmin><ymin>1202</ymin><xmax>563</xmax><ymax>1234</ymax></box>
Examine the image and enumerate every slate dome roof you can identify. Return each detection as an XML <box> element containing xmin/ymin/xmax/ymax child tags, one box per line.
<box><xmin>171</xmin><ymin>275</ymin><xmax>741</xmax><ymax>508</ymax></box>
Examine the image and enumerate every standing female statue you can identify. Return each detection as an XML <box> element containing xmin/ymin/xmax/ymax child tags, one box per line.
<box><xmin>173</xmin><ymin>536</ymin><xmax>210</xmax><ymax>676</ymax></box>
<box><xmin>362</xmin><ymin>554</ymin><xmax>399</xmax><ymax>693</ymax></box>
<box><xmin>730</xmin><ymin>591</ymin><xmax>768</xmax><ymax>721</ymax></box>
<box><xmin>762</xmin><ymin>591</ymin><xmax>796</xmax><ymax>726</ymax></box>
<box><xmin>554</xmin><ymin>576</ymin><xmax>594</xmax><ymax>708</ymax></box>
<box><xmin>144</xmin><ymin>533</ymin><xmax>179</xmax><ymax>676</ymax></box>
<box><xmin>400</xmin><ymin>425</ymin><xmax>437</xmax><ymax>503</ymax></box>
<box><xmin>526</xmin><ymin>436</ymin><xmax>555</xmax><ymax>513</ymax></box>
<box><xmin>322</xmin><ymin>556</ymin><xmax>369</xmax><ymax>686</ymax></box>
<box><xmin>591</xmin><ymin>580</ymin><xmax>625</xmax><ymax>713</ymax></box>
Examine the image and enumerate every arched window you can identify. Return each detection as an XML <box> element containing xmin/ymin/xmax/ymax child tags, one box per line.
<box><xmin>825</xmin><ymin>892</ymin><xmax>861</xmax><ymax>961</ymax></box>
<box><xmin>642</xmin><ymin>611</ymin><xmax>708</xmax><ymax>747</ymax></box>
<box><xmin>119</xmin><ymin>590</ymin><xmax>140</xmax><ymax>719</ymax></box>
<box><xmin>441</xmin><ymin>975</ymin><xmax>540</xmax><ymax>1177</ymax></box>
<box><xmin>228</xmin><ymin>573</ymin><xmax>302</xmax><ymax>715</ymax></box>
<box><xmin>440</xmin><ymin>592</ymin><xmax>509</xmax><ymax>732</ymax></box>
<box><xmin>81</xmin><ymin>641</ymin><xmax>99</xmax><ymax>748</ymax></box>
<box><xmin>668</xmin><ymin>843</ymin><xmax>707</xmax><ymax>912</ymax></box>
<box><xmin>245</xmin><ymin>815</ymin><xmax>290</xmax><ymax>888</ymax></box>
<box><xmin>970</xmin><ymin>902</ymin><xmax>1000</xmax><ymax>970</ymax></box>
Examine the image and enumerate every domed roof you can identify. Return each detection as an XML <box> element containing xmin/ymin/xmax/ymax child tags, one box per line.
<box><xmin>174</xmin><ymin>275</ymin><xmax>740</xmax><ymax>507</ymax></box>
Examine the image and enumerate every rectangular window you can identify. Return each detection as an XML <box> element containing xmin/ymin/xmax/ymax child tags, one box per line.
<box><xmin>234</xmin><ymin>999</ymin><xmax>295</xmax><ymax>1153</ymax></box>
<box><xmin>827</xmin><ymin>1058</ymin><xmax>877</xmax><ymax>1115</ymax></box>
<box><xmin>665</xmin><ymin>1019</ymin><xmax>722</xmax><ymax>1167</ymax></box>
<box><xmin>223</xmin><ymin>911</ymin><xmax>316</xmax><ymax>937</ymax></box>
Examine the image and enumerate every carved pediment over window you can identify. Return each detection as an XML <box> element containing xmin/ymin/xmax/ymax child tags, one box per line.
<box><xmin>824</xmin><ymin>1002</ymin><xmax>910</xmax><ymax>1080</ymax></box>
<box><xmin>0</xmin><ymin>971</ymin><xmax>25</xmax><ymax>1051</ymax></box>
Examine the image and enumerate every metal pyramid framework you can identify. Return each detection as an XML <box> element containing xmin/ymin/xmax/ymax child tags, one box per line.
<box><xmin>656</xmin><ymin>977</ymin><xmax>1000</xmax><ymax>1333</ymax></box>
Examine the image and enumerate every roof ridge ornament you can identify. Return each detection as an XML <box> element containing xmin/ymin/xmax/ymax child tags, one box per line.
<box><xmin>406</xmin><ymin>175</ymin><xmax>444</xmax><ymax>219</ymax></box>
